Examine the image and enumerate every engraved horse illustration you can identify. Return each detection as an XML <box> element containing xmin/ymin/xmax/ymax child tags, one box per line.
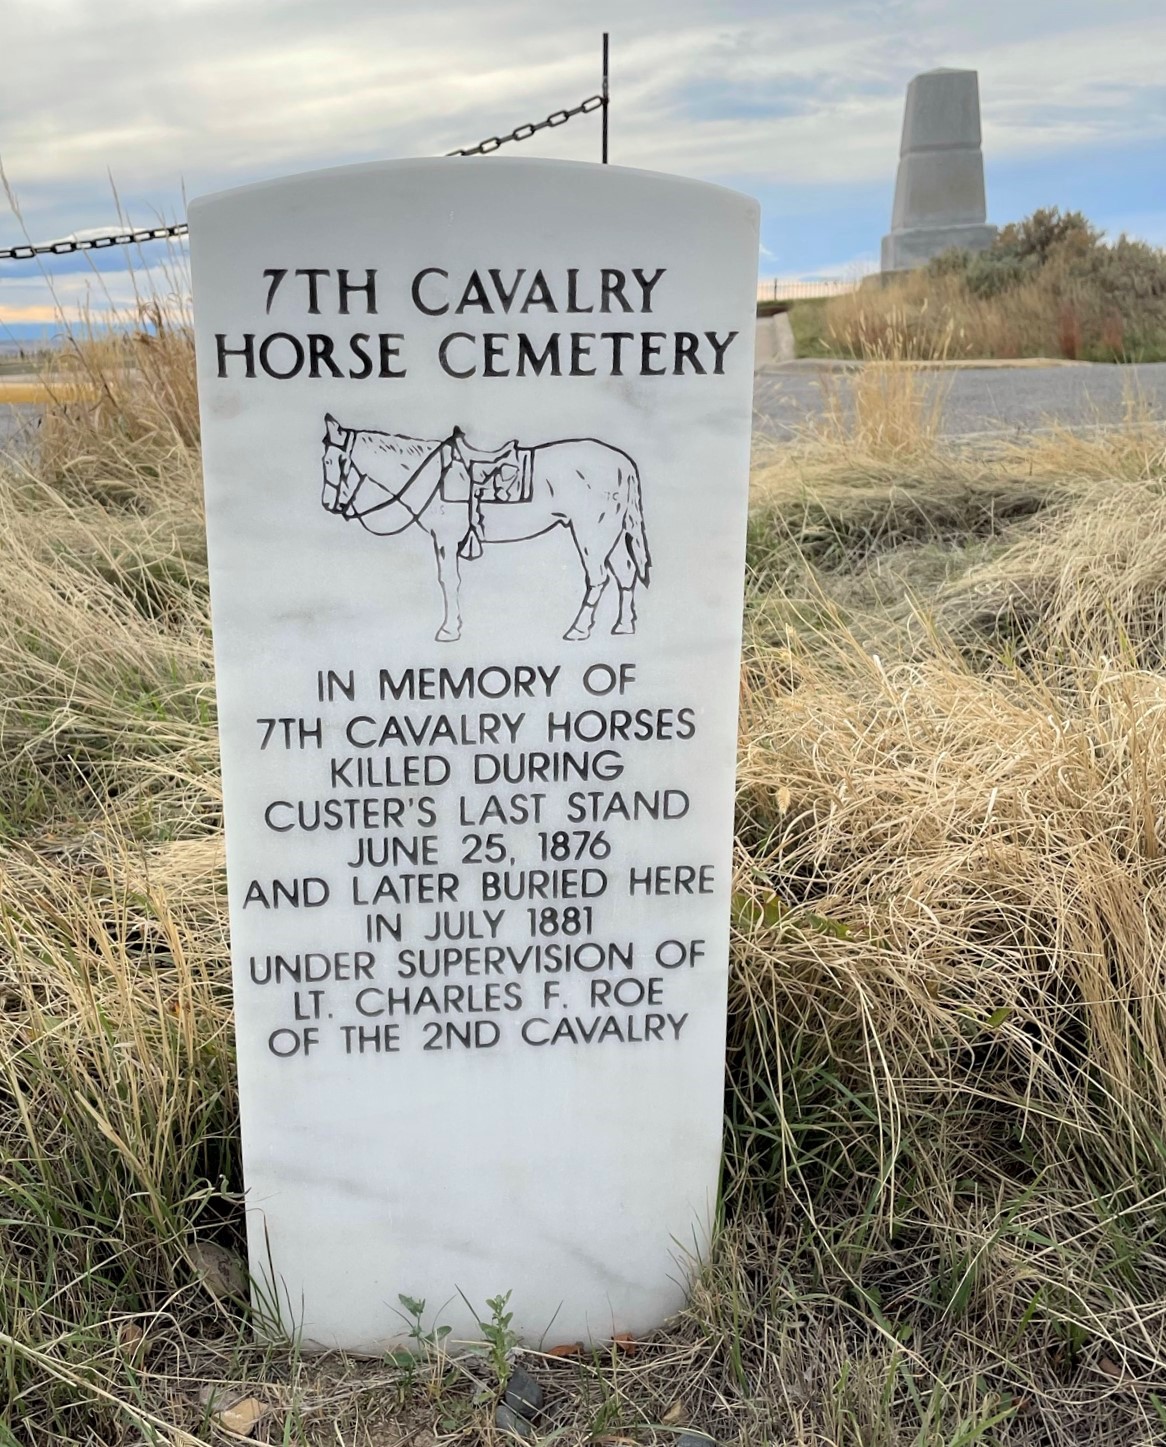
<box><xmin>319</xmin><ymin>414</ymin><xmax>651</xmax><ymax>642</ymax></box>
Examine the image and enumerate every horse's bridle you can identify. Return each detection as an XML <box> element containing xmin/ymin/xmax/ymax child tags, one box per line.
<box><xmin>336</xmin><ymin>432</ymin><xmax>452</xmax><ymax>528</ymax></box>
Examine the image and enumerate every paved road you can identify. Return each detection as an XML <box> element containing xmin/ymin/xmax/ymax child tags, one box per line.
<box><xmin>753</xmin><ymin>360</ymin><xmax>1166</xmax><ymax>443</ymax></box>
<box><xmin>4</xmin><ymin>363</ymin><xmax>1166</xmax><ymax>455</ymax></box>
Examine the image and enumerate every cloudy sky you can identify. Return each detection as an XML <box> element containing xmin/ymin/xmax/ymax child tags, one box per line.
<box><xmin>2</xmin><ymin>0</ymin><xmax>1164</xmax><ymax>335</ymax></box>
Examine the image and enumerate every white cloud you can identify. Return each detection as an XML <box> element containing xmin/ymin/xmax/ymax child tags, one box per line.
<box><xmin>3</xmin><ymin>1</ymin><xmax>1164</xmax><ymax>200</ymax></box>
<box><xmin>1</xmin><ymin>0</ymin><xmax>1163</xmax><ymax>318</ymax></box>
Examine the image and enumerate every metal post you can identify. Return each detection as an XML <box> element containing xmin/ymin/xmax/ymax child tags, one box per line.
<box><xmin>602</xmin><ymin>33</ymin><xmax>609</xmax><ymax>164</ymax></box>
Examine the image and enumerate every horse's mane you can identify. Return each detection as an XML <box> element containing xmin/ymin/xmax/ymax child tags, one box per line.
<box><xmin>348</xmin><ymin>429</ymin><xmax>444</xmax><ymax>492</ymax></box>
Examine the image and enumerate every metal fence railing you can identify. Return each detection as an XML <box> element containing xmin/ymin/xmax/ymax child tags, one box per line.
<box><xmin>757</xmin><ymin>278</ymin><xmax>865</xmax><ymax>302</ymax></box>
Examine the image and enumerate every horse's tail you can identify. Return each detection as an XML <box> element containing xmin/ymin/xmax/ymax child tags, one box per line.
<box><xmin>622</xmin><ymin>463</ymin><xmax>651</xmax><ymax>586</ymax></box>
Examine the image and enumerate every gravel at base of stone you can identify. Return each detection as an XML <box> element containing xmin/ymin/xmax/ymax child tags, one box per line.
<box><xmin>503</xmin><ymin>1363</ymin><xmax>545</xmax><ymax>1418</ymax></box>
<box><xmin>495</xmin><ymin>1401</ymin><xmax>534</xmax><ymax>1439</ymax></box>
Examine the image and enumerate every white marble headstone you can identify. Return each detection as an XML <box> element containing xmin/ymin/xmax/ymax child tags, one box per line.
<box><xmin>190</xmin><ymin>157</ymin><xmax>758</xmax><ymax>1352</ymax></box>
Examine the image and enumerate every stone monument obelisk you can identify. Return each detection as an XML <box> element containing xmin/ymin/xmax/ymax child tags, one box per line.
<box><xmin>881</xmin><ymin>69</ymin><xmax>996</xmax><ymax>273</ymax></box>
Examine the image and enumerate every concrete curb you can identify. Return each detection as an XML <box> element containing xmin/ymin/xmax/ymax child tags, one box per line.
<box><xmin>753</xmin><ymin>314</ymin><xmax>795</xmax><ymax>369</ymax></box>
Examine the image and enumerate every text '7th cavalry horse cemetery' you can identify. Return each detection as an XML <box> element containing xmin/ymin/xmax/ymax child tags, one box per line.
<box><xmin>319</xmin><ymin>414</ymin><xmax>651</xmax><ymax>642</ymax></box>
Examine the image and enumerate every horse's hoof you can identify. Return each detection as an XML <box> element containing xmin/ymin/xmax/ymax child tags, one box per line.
<box><xmin>563</xmin><ymin>624</ymin><xmax>592</xmax><ymax>641</ymax></box>
<box><xmin>435</xmin><ymin>626</ymin><xmax>461</xmax><ymax>643</ymax></box>
<box><xmin>611</xmin><ymin>621</ymin><xmax>636</xmax><ymax>635</ymax></box>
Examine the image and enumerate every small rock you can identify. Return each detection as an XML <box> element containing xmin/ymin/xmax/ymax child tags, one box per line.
<box><xmin>495</xmin><ymin>1401</ymin><xmax>534</xmax><ymax>1439</ymax></box>
<box><xmin>547</xmin><ymin>1340</ymin><xmax>582</xmax><ymax>1358</ymax></box>
<box><xmin>676</xmin><ymin>1433</ymin><xmax>714</xmax><ymax>1447</ymax></box>
<box><xmin>189</xmin><ymin>1240</ymin><xmax>248</xmax><ymax>1301</ymax></box>
<box><xmin>215</xmin><ymin>1396</ymin><xmax>269</xmax><ymax>1437</ymax></box>
<box><xmin>504</xmin><ymin>1363</ymin><xmax>544</xmax><ymax>1419</ymax></box>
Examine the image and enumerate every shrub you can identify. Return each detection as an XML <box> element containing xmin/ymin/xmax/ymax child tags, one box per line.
<box><xmin>994</xmin><ymin>206</ymin><xmax>1101</xmax><ymax>265</ymax></box>
<box><xmin>963</xmin><ymin>248</ymin><xmax>1030</xmax><ymax>298</ymax></box>
<box><xmin>849</xmin><ymin>208</ymin><xmax>1166</xmax><ymax>361</ymax></box>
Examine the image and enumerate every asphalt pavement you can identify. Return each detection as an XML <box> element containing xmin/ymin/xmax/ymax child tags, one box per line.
<box><xmin>3</xmin><ymin>362</ymin><xmax>1166</xmax><ymax>454</ymax></box>
<box><xmin>753</xmin><ymin>360</ymin><xmax>1166</xmax><ymax>443</ymax></box>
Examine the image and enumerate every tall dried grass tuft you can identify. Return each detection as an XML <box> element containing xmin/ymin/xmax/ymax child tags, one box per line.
<box><xmin>35</xmin><ymin>304</ymin><xmax>200</xmax><ymax>500</ymax></box>
<box><xmin>933</xmin><ymin>393</ymin><xmax>1166</xmax><ymax>663</ymax></box>
<box><xmin>730</xmin><ymin>627</ymin><xmax>1166</xmax><ymax>1383</ymax></box>
<box><xmin>810</xmin><ymin>309</ymin><xmax>954</xmax><ymax>462</ymax></box>
<box><xmin>999</xmin><ymin>387</ymin><xmax>1166</xmax><ymax>484</ymax></box>
<box><xmin>0</xmin><ymin>464</ymin><xmax>215</xmax><ymax>833</ymax></box>
<box><xmin>940</xmin><ymin>478</ymin><xmax>1166</xmax><ymax>667</ymax></box>
<box><xmin>7</xmin><ymin>301</ymin><xmax>1166</xmax><ymax>1440</ymax></box>
<box><xmin>0</xmin><ymin>839</ymin><xmax>236</xmax><ymax>1443</ymax></box>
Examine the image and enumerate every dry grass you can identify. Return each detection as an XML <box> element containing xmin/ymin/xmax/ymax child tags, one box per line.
<box><xmin>998</xmin><ymin>392</ymin><xmax>1166</xmax><ymax>485</ymax></box>
<box><xmin>4</xmin><ymin>330</ymin><xmax>1166</xmax><ymax>1443</ymax></box>
<box><xmin>822</xmin><ymin>270</ymin><xmax>1066</xmax><ymax>361</ymax></box>
<box><xmin>796</xmin><ymin>308</ymin><xmax>955</xmax><ymax>462</ymax></box>
<box><xmin>819</xmin><ymin>234</ymin><xmax>1166</xmax><ymax>364</ymax></box>
<box><xmin>34</xmin><ymin>313</ymin><xmax>201</xmax><ymax>494</ymax></box>
<box><xmin>0</xmin><ymin>381</ymin><xmax>97</xmax><ymax>405</ymax></box>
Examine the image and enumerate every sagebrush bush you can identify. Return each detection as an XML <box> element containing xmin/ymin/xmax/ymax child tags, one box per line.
<box><xmin>822</xmin><ymin>208</ymin><xmax>1166</xmax><ymax>362</ymax></box>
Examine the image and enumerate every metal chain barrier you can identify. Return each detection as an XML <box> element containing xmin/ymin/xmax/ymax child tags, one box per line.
<box><xmin>0</xmin><ymin>93</ymin><xmax>607</xmax><ymax>260</ymax></box>
<box><xmin>0</xmin><ymin>222</ymin><xmax>189</xmax><ymax>261</ymax></box>
<box><xmin>446</xmin><ymin>93</ymin><xmax>604</xmax><ymax>156</ymax></box>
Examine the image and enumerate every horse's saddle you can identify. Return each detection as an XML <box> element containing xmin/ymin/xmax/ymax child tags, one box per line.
<box><xmin>438</xmin><ymin>428</ymin><xmax>536</xmax><ymax>560</ymax></box>
<box><xmin>441</xmin><ymin>430</ymin><xmax>534</xmax><ymax>506</ymax></box>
